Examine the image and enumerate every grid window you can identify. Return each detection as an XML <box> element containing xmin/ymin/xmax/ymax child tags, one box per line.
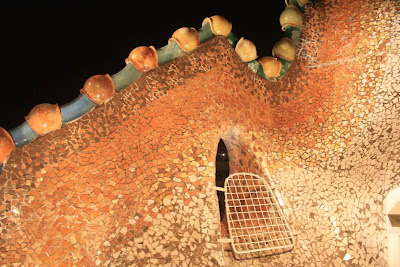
<box><xmin>224</xmin><ymin>173</ymin><xmax>294</xmax><ymax>254</ymax></box>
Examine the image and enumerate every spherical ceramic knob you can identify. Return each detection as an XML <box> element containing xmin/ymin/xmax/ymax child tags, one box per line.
<box><xmin>202</xmin><ymin>15</ymin><xmax>232</xmax><ymax>37</ymax></box>
<box><xmin>25</xmin><ymin>103</ymin><xmax>62</xmax><ymax>136</ymax></box>
<box><xmin>169</xmin><ymin>27</ymin><xmax>200</xmax><ymax>52</ymax></box>
<box><xmin>258</xmin><ymin>56</ymin><xmax>282</xmax><ymax>78</ymax></box>
<box><xmin>125</xmin><ymin>46</ymin><xmax>158</xmax><ymax>73</ymax></box>
<box><xmin>235</xmin><ymin>37</ymin><xmax>258</xmax><ymax>62</ymax></box>
<box><xmin>280</xmin><ymin>5</ymin><xmax>303</xmax><ymax>31</ymax></box>
<box><xmin>285</xmin><ymin>0</ymin><xmax>309</xmax><ymax>6</ymax></box>
<box><xmin>80</xmin><ymin>74</ymin><xmax>115</xmax><ymax>105</ymax></box>
<box><xmin>0</xmin><ymin>127</ymin><xmax>15</xmax><ymax>164</ymax></box>
<box><xmin>272</xmin><ymin>37</ymin><xmax>296</xmax><ymax>61</ymax></box>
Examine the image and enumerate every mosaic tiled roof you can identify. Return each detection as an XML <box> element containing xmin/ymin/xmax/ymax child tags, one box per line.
<box><xmin>1</xmin><ymin>0</ymin><xmax>400</xmax><ymax>265</ymax></box>
<box><xmin>0</xmin><ymin>1</ymin><xmax>307</xmax><ymax>174</ymax></box>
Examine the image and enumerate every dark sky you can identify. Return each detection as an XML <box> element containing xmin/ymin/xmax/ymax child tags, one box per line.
<box><xmin>0</xmin><ymin>3</ymin><xmax>286</xmax><ymax>130</ymax></box>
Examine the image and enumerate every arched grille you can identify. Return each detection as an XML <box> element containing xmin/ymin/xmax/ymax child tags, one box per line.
<box><xmin>224</xmin><ymin>173</ymin><xmax>294</xmax><ymax>254</ymax></box>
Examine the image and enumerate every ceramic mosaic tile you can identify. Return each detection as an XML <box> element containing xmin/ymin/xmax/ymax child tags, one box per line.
<box><xmin>0</xmin><ymin>0</ymin><xmax>400</xmax><ymax>266</ymax></box>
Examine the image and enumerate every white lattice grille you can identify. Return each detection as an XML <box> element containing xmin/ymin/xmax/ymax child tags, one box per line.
<box><xmin>224</xmin><ymin>173</ymin><xmax>294</xmax><ymax>254</ymax></box>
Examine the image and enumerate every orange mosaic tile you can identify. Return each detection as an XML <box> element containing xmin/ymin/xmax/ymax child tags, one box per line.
<box><xmin>1</xmin><ymin>0</ymin><xmax>400</xmax><ymax>266</ymax></box>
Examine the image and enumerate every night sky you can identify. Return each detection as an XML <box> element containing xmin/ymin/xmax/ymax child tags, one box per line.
<box><xmin>0</xmin><ymin>3</ymin><xmax>286</xmax><ymax>130</ymax></box>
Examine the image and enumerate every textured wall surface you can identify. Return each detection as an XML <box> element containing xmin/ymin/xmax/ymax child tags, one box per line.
<box><xmin>1</xmin><ymin>0</ymin><xmax>400</xmax><ymax>266</ymax></box>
